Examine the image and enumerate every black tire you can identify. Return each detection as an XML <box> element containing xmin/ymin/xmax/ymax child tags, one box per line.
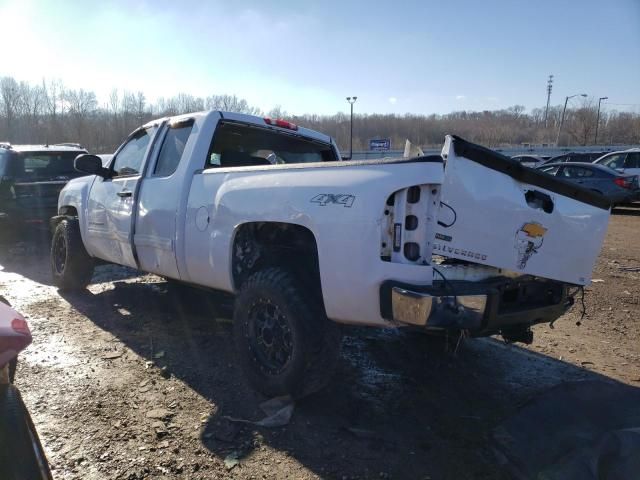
<box><xmin>0</xmin><ymin>385</ymin><xmax>52</xmax><ymax>480</ymax></box>
<box><xmin>50</xmin><ymin>218</ymin><xmax>94</xmax><ymax>291</ymax></box>
<box><xmin>233</xmin><ymin>268</ymin><xmax>342</xmax><ymax>398</ymax></box>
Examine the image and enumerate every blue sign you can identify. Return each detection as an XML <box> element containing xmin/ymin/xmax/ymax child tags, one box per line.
<box><xmin>369</xmin><ymin>138</ymin><xmax>391</xmax><ymax>151</ymax></box>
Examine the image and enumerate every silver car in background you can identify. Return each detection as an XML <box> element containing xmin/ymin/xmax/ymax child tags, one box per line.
<box><xmin>593</xmin><ymin>148</ymin><xmax>640</xmax><ymax>180</ymax></box>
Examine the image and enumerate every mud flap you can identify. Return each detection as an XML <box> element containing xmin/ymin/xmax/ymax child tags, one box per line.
<box><xmin>435</xmin><ymin>136</ymin><xmax>610</xmax><ymax>285</ymax></box>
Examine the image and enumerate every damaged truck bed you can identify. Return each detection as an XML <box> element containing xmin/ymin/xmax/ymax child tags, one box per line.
<box><xmin>383</xmin><ymin>135</ymin><xmax>610</xmax><ymax>341</ymax></box>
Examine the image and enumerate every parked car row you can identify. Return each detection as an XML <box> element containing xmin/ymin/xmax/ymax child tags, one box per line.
<box><xmin>512</xmin><ymin>149</ymin><xmax>640</xmax><ymax>169</ymax></box>
<box><xmin>511</xmin><ymin>151</ymin><xmax>609</xmax><ymax>168</ymax></box>
<box><xmin>510</xmin><ymin>148</ymin><xmax>640</xmax><ymax>206</ymax></box>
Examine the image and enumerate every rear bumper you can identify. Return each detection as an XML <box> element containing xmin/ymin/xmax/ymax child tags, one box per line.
<box><xmin>380</xmin><ymin>278</ymin><xmax>571</xmax><ymax>336</ymax></box>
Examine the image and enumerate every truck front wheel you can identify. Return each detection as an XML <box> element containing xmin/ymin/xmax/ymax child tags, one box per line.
<box><xmin>233</xmin><ymin>268</ymin><xmax>341</xmax><ymax>398</ymax></box>
<box><xmin>50</xmin><ymin>219</ymin><xmax>94</xmax><ymax>291</ymax></box>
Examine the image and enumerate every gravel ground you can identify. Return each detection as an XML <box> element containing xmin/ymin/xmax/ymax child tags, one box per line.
<box><xmin>1</xmin><ymin>207</ymin><xmax>638</xmax><ymax>480</ymax></box>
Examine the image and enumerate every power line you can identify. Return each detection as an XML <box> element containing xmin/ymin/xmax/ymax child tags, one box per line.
<box><xmin>602</xmin><ymin>103</ymin><xmax>640</xmax><ymax>106</ymax></box>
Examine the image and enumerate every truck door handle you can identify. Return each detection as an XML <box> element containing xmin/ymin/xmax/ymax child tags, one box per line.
<box><xmin>117</xmin><ymin>190</ymin><xmax>132</xmax><ymax>198</ymax></box>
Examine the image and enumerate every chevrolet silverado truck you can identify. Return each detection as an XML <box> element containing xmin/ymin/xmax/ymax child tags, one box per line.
<box><xmin>49</xmin><ymin>111</ymin><xmax>610</xmax><ymax>397</ymax></box>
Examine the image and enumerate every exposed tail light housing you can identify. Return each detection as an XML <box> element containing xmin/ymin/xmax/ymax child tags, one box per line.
<box><xmin>381</xmin><ymin>184</ymin><xmax>441</xmax><ymax>265</ymax></box>
<box><xmin>614</xmin><ymin>177</ymin><xmax>633</xmax><ymax>189</ymax></box>
<box><xmin>264</xmin><ymin>118</ymin><xmax>298</xmax><ymax>131</ymax></box>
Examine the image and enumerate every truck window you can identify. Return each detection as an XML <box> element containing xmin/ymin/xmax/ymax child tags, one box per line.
<box><xmin>112</xmin><ymin>127</ymin><xmax>155</xmax><ymax>177</ymax></box>
<box><xmin>205</xmin><ymin>121</ymin><xmax>336</xmax><ymax>169</ymax></box>
<box><xmin>153</xmin><ymin>120</ymin><xmax>194</xmax><ymax>177</ymax></box>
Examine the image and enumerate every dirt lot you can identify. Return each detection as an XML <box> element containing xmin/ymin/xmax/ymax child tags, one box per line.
<box><xmin>1</xmin><ymin>208</ymin><xmax>639</xmax><ymax>480</ymax></box>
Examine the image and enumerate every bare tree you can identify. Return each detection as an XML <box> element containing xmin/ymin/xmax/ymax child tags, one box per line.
<box><xmin>64</xmin><ymin>88</ymin><xmax>98</xmax><ymax>138</ymax></box>
<box><xmin>1</xmin><ymin>75</ymin><xmax>639</xmax><ymax>153</ymax></box>
<box><xmin>566</xmin><ymin>100</ymin><xmax>598</xmax><ymax>146</ymax></box>
<box><xmin>0</xmin><ymin>77</ymin><xmax>22</xmax><ymax>139</ymax></box>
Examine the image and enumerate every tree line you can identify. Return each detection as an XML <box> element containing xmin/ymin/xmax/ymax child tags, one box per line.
<box><xmin>1</xmin><ymin>76</ymin><xmax>638</xmax><ymax>154</ymax></box>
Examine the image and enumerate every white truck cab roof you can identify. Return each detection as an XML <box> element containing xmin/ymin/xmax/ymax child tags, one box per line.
<box><xmin>141</xmin><ymin>110</ymin><xmax>333</xmax><ymax>146</ymax></box>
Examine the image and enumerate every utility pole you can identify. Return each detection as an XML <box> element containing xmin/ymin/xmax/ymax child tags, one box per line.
<box><xmin>556</xmin><ymin>93</ymin><xmax>587</xmax><ymax>146</ymax></box>
<box><xmin>544</xmin><ymin>75</ymin><xmax>553</xmax><ymax>128</ymax></box>
<box><xmin>346</xmin><ymin>96</ymin><xmax>357</xmax><ymax>160</ymax></box>
<box><xmin>594</xmin><ymin>96</ymin><xmax>608</xmax><ymax>145</ymax></box>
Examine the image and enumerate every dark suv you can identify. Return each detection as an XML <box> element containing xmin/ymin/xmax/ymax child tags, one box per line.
<box><xmin>0</xmin><ymin>143</ymin><xmax>87</xmax><ymax>236</ymax></box>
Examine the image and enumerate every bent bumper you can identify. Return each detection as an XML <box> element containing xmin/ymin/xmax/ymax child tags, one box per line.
<box><xmin>391</xmin><ymin>287</ymin><xmax>488</xmax><ymax>330</ymax></box>
<box><xmin>381</xmin><ymin>278</ymin><xmax>571</xmax><ymax>335</ymax></box>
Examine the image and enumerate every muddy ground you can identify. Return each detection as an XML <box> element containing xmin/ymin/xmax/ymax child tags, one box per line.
<box><xmin>1</xmin><ymin>207</ymin><xmax>639</xmax><ymax>480</ymax></box>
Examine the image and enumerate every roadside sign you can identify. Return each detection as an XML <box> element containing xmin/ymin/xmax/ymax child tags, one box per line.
<box><xmin>369</xmin><ymin>139</ymin><xmax>391</xmax><ymax>151</ymax></box>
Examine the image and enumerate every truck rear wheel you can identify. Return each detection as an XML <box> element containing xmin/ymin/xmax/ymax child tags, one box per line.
<box><xmin>233</xmin><ymin>268</ymin><xmax>342</xmax><ymax>398</ymax></box>
<box><xmin>50</xmin><ymin>219</ymin><xmax>94</xmax><ymax>291</ymax></box>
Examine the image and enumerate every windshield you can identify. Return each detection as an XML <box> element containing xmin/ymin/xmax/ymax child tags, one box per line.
<box><xmin>11</xmin><ymin>151</ymin><xmax>84</xmax><ymax>181</ymax></box>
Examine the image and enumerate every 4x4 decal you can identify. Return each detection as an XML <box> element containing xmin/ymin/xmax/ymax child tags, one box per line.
<box><xmin>310</xmin><ymin>193</ymin><xmax>356</xmax><ymax>207</ymax></box>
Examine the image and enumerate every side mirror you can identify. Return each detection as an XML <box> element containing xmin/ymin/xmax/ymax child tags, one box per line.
<box><xmin>75</xmin><ymin>154</ymin><xmax>109</xmax><ymax>178</ymax></box>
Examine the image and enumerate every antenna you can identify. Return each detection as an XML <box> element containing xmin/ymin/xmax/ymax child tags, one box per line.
<box><xmin>544</xmin><ymin>75</ymin><xmax>553</xmax><ymax>128</ymax></box>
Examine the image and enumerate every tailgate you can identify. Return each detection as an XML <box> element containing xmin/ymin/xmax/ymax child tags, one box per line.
<box><xmin>435</xmin><ymin>136</ymin><xmax>610</xmax><ymax>285</ymax></box>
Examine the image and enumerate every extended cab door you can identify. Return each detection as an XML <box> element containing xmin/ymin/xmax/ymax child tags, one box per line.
<box><xmin>85</xmin><ymin>126</ymin><xmax>157</xmax><ymax>267</ymax></box>
<box><xmin>134</xmin><ymin>119</ymin><xmax>195</xmax><ymax>278</ymax></box>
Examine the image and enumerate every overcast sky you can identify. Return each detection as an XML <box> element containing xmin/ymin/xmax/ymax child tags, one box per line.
<box><xmin>1</xmin><ymin>0</ymin><xmax>639</xmax><ymax>115</ymax></box>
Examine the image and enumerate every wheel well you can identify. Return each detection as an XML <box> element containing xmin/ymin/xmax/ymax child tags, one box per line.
<box><xmin>231</xmin><ymin>222</ymin><xmax>324</xmax><ymax>307</ymax></box>
<box><xmin>59</xmin><ymin>206</ymin><xmax>78</xmax><ymax>216</ymax></box>
<box><xmin>50</xmin><ymin>206</ymin><xmax>79</xmax><ymax>232</ymax></box>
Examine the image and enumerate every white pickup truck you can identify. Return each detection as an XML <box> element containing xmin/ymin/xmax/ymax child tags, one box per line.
<box><xmin>50</xmin><ymin>111</ymin><xmax>610</xmax><ymax>397</ymax></box>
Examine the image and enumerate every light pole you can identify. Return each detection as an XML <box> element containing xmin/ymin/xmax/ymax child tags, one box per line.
<box><xmin>346</xmin><ymin>96</ymin><xmax>357</xmax><ymax>159</ymax></box>
<box><xmin>594</xmin><ymin>96</ymin><xmax>608</xmax><ymax>145</ymax></box>
<box><xmin>556</xmin><ymin>93</ymin><xmax>587</xmax><ymax>146</ymax></box>
<box><xmin>544</xmin><ymin>75</ymin><xmax>553</xmax><ymax>128</ymax></box>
